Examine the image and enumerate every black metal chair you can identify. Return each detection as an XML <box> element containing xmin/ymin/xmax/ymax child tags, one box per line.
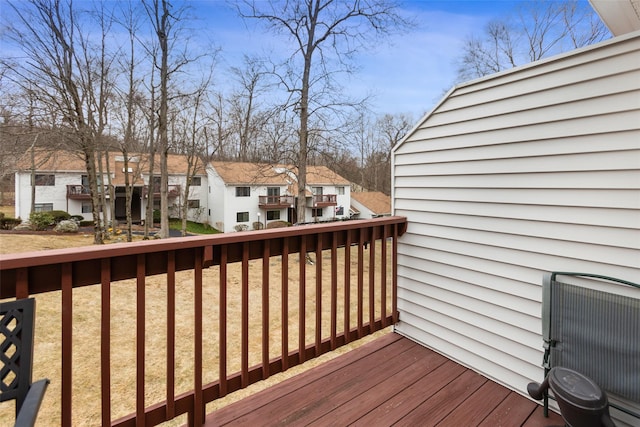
<box><xmin>527</xmin><ymin>272</ymin><xmax>640</xmax><ymax>426</ymax></box>
<box><xmin>1</xmin><ymin>298</ymin><xmax>49</xmax><ymax>427</ymax></box>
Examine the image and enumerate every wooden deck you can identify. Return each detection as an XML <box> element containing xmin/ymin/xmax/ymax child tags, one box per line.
<box><xmin>204</xmin><ymin>333</ymin><xmax>564</xmax><ymax>426</ymax></box>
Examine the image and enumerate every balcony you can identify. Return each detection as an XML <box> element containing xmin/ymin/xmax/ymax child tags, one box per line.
<box><xmin>143</xmin><ymin>184</ymin><xmax>181</xmax><ymax>199</ymax></box>
<box><xmin>66</xmin><ymin>185</ymin><xmax>111</xmax><ymax>200</ymax></box>
<box><xmin>258</xmin><ymin>195</ymin><xmax>295</xmax><ymax>209</ymax></box>
<box><xmin>0</xmin><ymin>216</ymin><xmax>563</xmax><ymax>427</ymax></box>
<box><xmin>311</xmin><ymin>194</ymin><xmax>337</xmax><ymax>207</ymax></box>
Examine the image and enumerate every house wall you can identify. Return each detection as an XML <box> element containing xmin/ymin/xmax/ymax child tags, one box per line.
<box><xmin>163</xmin><ymin>174</ymin><xmax>208</xmax><ymax>223</ymax></box>
<box><xmin>392</xmin><ymin>31</ymin><xmax>640</xmax><ymax>424</ymax></box>
<box><xmin>207</xmin><ymin>166</ymin><xmax>226</xmax><ymax>231</ymax></box>
<box><xmin>14</xmin><ymin>169</ymin><xmax>208</xmax><ymax>225</ymax></box>
<box><xmin>15</xmin><ymin>171</ymin><xmax>111</xmax><ymax>221</ymax></box>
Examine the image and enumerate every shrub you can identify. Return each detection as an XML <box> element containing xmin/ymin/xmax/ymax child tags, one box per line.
<box><xmin>29</xmin><ymin>212</ymin><xmax>55</xmax><ymax>230</ymax></box>
<box><xmin>252</xmin><ymin>221</ymin><xmax>264</xmax><ymax>231</ymax></box>
<box><xmin>0</xmin><ymin>216</ymin><xmax>21</xmax><ymax>230</ymax></box>
<box><xmin>79</xmin><ymin>220</ymin><xmax>94</xmax><ymax>227</ymax></box>
<box><xmin>49</xmin><ymin>210</ymin><xmax>71</xmax><ymax>223</ymax></box>
<box><xmin>153</xmin><ymin>209</ymin><xmax>161</xmax><ymax>223</ymax></box>
<box><xmin>70</xmin><ymin>215</ymin><xmax>84</xmax><ymax>222</ymax></box>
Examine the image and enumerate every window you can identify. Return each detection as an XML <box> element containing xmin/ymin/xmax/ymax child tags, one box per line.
<box><xmin>187</xmin><ymin>199</ymin><xmax>200</xmax><ymax>209</ymax></box>
<box><xmin>267</xmin><ymin>210</ymin><xmax>280</xmax><ymax>220</ymax></box>
<box><xmin>34</xmin><ymin>203</ymin><xmax>53</xmax><ymax>212</ymax></box>
<box><xmin>267</xmin><ymin>187</ymin><xmax>280</xmax><ymax>196</ymax></box>
<box><xmin>336</xmin><ymin>186</ymin><xmax>345</xmax><ymax>195</ymax></box>
<box><xmin>189</xmin><ymin>176</ymin><xmax>201</xmax><ymax>186</ymax></box>
<box><xmin>312</xmin><ymin>208</ymin><xmax>323</xmax><ymax>217</ymax></box>
<box><xmin>311</xmin><ymin>187</ymin><xmax>323</xmax><ymax>195</ymax></box>
<box><xmin>82</xmin><ymin>202</ymin><xmax>102</xmax><ymax>213</ymax></box>
<box><xmin>335</xmin><ymin>206</ymin><xmax>344</xmax><ymax>216</ymax></box>
<box><xmin>236</xmin><ymin>186</ymin><xmax>250</xmax><ymax>197</ymax></box>
<box><xmin>236</xmin><ymin>212</ymin><xmax>249</xmax><ymax>222</ymax></box>
<box><xmin>34</xmin><ymin>174</ymin><xmax>55</xmax><ymax>186</ymax></box>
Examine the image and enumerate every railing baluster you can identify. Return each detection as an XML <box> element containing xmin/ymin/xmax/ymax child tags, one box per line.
<box><xmin>101</xmin><ymin>259</ymin><xmax>111</xmax><ymax>427</ymax></box>
<box><xmin>166</xmin><ymin>251</ymin><xmax>176</xmax><ymax>419</ymax></box>
<box><xmin>16</xmin><ymin>268</ymin><xmax>28</xmax><ymax>299</ymax></box>
<box><xmin>281</xmin><ymin>238</ymin><xmax>289</xmax><ymax>371</ymax></box>
<box><xmin>315</xmin><ymin>233</ymin><xmax>322</xmax><ymax>356</ymax></box>
<box><xmin>393</xmin><ymin>224</ymin><xmax>399</xmax><ymax>324</ymax></box>
<box><xmin>381</xmin><ymin>225</ymin><xmax>388</xmax><ymax>327</ymax></box>
<box><xmin>136</xmin><ymin>254</ymin><xmax>145</xmax><ymax>427</ymax></box>
<box><xmin>369</xmin><ymin>226</ymin><xmax>376</xmax><ymax>331</ymax></box>
<box><xmin>61</xmin><ymin>262</ymin><xmax>73</xmax><ymax>427</ymax></box>
<box><xmin>299</xmin><ymin>236</ymin><xmax>306</xmax><ymax>363</ymax></box>
<box><xmin>344</xmin><ymin>231</ymin><xmax>351</xmax><ymax>344</ymax></box>
<box><xmin>241</xmin><ymin>242</ymin><xmax>249</xmax><ymax>388</ymax></box>
<box><xmin>262</xmin><ymin>240</ymin><xmax>270</xmax><ymax>379</ymax></box>
<box><xmin>194</xmin><ymin>249</ymin><xmax>203</xmax><ymax>426</ymax></box>
<box><xmin>357</xmin><ymin>230</ymin><xmax>364</xmax><ymax>338</ymax></box>
<box><xmin>219</xmin><ymin>245</ymin><xmax>228</xmax><ymax>397</ymax></box>
<box><xmin>330</xmin><ymin>232</ymin><xmax>337</xmax><ymax>350</ymax></box>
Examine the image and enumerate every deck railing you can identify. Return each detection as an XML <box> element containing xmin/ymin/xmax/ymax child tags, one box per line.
<box><xmin>0</xmin><ymin>216</ymin><xmax>407</xmax><ymax>427</ymax></box>
<box><xmin>311</xmin><ymin>194</ymin><xmax>337</xmax><ymax>207</ymax></box>
<box><xmin>66</xmin><ymin>184</ymin><xmax>112</xmax><ymax>199</ymax></box>
<box><xmin>258</xmin><ymin>195</ymin><xmax>295</xmax><ymax>208</ymax></box>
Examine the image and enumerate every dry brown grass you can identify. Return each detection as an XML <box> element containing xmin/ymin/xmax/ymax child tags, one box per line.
<box><xmin>1</xmin><ymin>228</ymin><xmax>392</xmax><ymax>426</ymax></box>
<box><xmin>0</xmin><ymin>205</ymin><xmax>13</xmax><ymax>217</ymax></box>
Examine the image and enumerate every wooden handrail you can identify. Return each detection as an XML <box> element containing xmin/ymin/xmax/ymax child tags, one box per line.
<box><xmin>0</xmin><ymin>217</ymin><xmax>407</xmax><ymax>427</ymax></box>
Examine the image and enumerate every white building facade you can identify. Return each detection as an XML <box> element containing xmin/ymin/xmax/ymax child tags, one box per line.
<box><xmin>207</xmin><ymin>162</ymin><xmax>351</xmax><ymax>233</ymax></box>
<box><xmin>14</xmin><ymin>152</ymin><xmax>208</xmax><ymax>225</ymax></box>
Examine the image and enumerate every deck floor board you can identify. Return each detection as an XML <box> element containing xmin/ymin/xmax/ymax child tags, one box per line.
<box><xmin>204</xmin><ymin>333</ymin><xmax>564</xmax><ymax>426</ymax></box>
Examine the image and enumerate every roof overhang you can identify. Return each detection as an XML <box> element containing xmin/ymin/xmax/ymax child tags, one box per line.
<box><xmin>589</xmin><ymin>0</ymin><xmax>640</xmax><ymax>36</ymax></box>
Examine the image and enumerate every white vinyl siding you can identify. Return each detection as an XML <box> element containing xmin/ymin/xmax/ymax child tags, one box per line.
<box><xmin>392</xmin><ymin>31</ymin><xmax>640</xmax><ymax>424</ymax></box>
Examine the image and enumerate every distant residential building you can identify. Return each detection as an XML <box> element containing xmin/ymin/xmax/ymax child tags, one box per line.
<box><xmin>13</xmin><ymin>152</ymin><xmax>352</xmax><ymax>233</ymax></box>
<box><xmin>208</xmin><ymin>161</ymin><xmax>351</xmax><ymax>232</ymax></box>
<box><xmin>14</xmin><ymin>150</ymin><xmax>208</xmax><ymax>224</ymax></box>
<box><xmin>350</xmin><ymin>191</ymin><xmax>391</xmax><ymax>219</ymax></box>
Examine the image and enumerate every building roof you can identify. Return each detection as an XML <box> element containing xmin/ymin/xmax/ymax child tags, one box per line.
<box><xmin>351</xmin><ymin>191</ymin><xmax>391</xmax><ymax>215</ymax></box>
<box><xmin>589</xmin><ymin>0</ymin><xmax>640</xmax><ymax>36</ymax></box>
<box><xmin>210</xmin><ymin>162</ymin><xmax>350</xmax><ymax>187</ymax></box>
<box><xmin>16</xmin><ymin>150</ymin><xmax>207</xmax><ymax>178</ymax></box>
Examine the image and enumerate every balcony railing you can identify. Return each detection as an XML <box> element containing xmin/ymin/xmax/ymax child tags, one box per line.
<box><xmin>142</xmin><ymin>184</ymin><xmax>181</xmax><ymax>199</ymax></box>
<box><xmin>66</xmin><ymin>185</ymin><xmax>111</xmax><ymax>199</ymax></box>
<box><xmin>311</xmin><ymin>194</ymin><xmax>337</xmax><ymax>207</ymax></box>
<box><xmin>258</xmin><ymin>195</ymin><xmax>295</xmax><ymax>209</ymax></box>
<box><xmin>0</xmin><ymin>216</ymin><xmax>407</xmax><ymax>427</ymax></box>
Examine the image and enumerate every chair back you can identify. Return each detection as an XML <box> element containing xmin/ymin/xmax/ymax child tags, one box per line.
<box><xmin>1</xmin><ymin>298</ymin><xmax>37</xmax><ymax>413</ymax></box>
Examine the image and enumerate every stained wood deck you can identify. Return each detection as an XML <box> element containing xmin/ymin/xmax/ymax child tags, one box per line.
<box><xmin>204</xmin><ymin>332</ymin><xmax>564</xmax><ymax>426</ymax></box>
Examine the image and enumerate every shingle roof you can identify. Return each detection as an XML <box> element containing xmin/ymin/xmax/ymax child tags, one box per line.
<box><xmin>210</xmin><ymin>162</ymin><xmax>350</xmax><ymax>187</ymax></box>
<box><xmin>17</xmin><ymin>151</ymin><xmax>349</xmax><ymax>189</ymax></box>
<box><xmin>16</xmin><ymin>150</ymin><xmax>207</xmax><ymax>179</ymax></box>
<box><xmin>351</xmin><ymin>191</ymin><xmax>391</xmax><ymax>215</ymax></box>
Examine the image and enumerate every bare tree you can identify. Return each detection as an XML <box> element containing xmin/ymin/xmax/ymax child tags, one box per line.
<box><xmin>348</xmin><ymin>111</ymin><xmax>411</xmax><ymax>194</ymax></box>
<box><xmin>114</xmin><ymin>0</ymin><xmax>146</xmax><ymax>241</ymax></box>
<box><xmin>5</xmin><ymin>0</ymin><xmax>117</xmax><ymax>244</ymax></box>
<box><xmin>142</xmin><ymin>0</ymin><xmax>203</xmax><ymax>238</ymax></box>
<box><xmin>240</xmin><ymin>0</ymin><xmax>409</xmax><ymax>223</ymax></box>
<box><xmin>228</xmin><ymin>55</ymin><xmax>272</xmax><ymax>162</ymax></box>
<box><xmin>456</xmin><ymin>0</ymin><xmax>609</xmax><ymax>81</ymax></box>
<box><xmin>172</xmin><ymin>78</ymin><xmax>211</xmax><ymax>236</ymax></box>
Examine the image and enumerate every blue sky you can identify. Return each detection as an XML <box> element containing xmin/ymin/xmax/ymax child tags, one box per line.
<box><xmin>190</xmin><ymin>1</ymin><xmax>532</xmax><ymax>119</ymax></box>
<box><xmin>1</xmin><ymin>1</ymin><xmax>600</xmax><ymax>120</ymax></box>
